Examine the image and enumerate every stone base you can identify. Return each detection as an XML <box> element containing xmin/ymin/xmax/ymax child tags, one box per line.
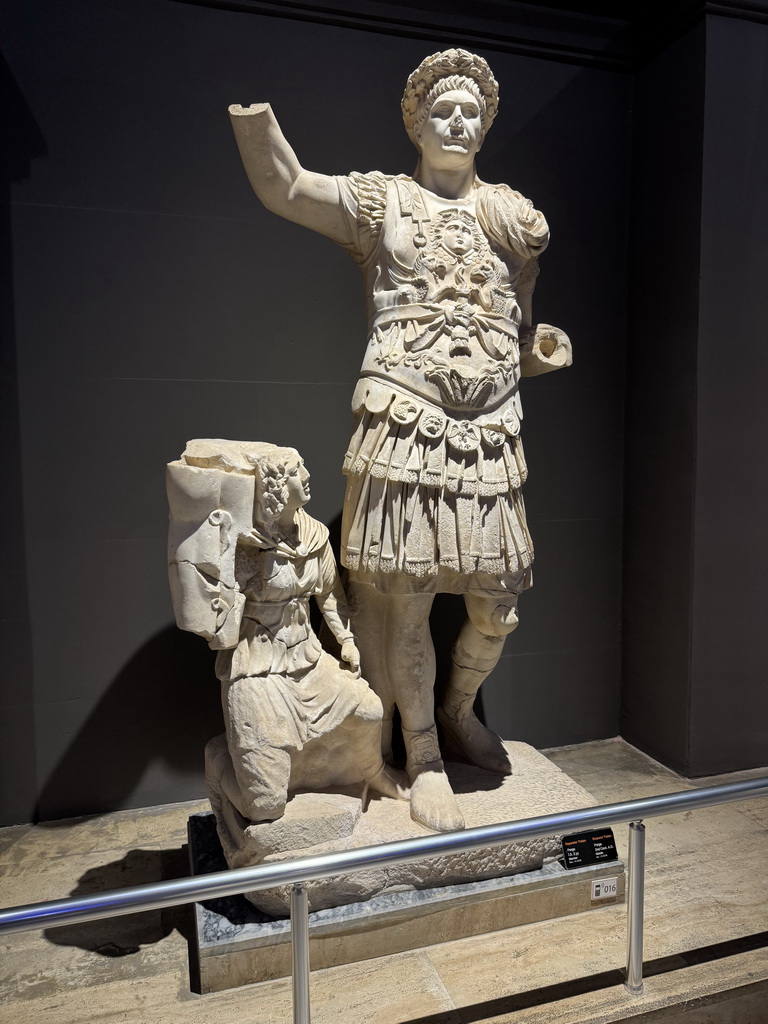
<box><xmin>189</xmin><ymin>814</ymin><xmax>625</xmax><ymax>993</ymax></box>
<box><xmin>207</xmin><ymin>741</ymin><xmax>600</xmax><ymax>914</ymax></box>
<box><xmin>188</xmin><ymin>743</ymin><xmax>625</xmax><ymax>993</ymax></box>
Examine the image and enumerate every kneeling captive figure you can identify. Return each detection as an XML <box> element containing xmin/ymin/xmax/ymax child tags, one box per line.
<box><xmin>229</xmin><ymin>49</ymin><xmax>572</xmax><ymax>833</ymax></box>
<box><xmin>167</xmin><ymin>440</ymin><xmax>408</xmax><ymax>854</ymax></box>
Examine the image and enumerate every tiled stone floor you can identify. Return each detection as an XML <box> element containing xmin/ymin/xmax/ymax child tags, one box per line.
<box><xmin>0</xmin><ymin>738</ymin><xmax>766</xmax><ymax>1024</ymax></box>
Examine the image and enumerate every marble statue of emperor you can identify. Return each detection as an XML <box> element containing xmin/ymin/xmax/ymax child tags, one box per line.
<box><xmin>228</xmin><ymin>48</ymin><xmax>572</xmax><ymax>833</ymax></box>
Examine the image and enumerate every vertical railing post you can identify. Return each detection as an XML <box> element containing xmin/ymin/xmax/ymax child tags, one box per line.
<box><xmin>290</xmin><ymin>882</ymin><xmax>311</xmax><ymax>1024</ymax></box>
<box><xmin>625</xmin><ymin>819</ymin><xmax>646</xmax><ymax>993</ymax></box>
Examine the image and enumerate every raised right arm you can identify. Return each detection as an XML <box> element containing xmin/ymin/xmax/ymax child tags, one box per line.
<box><xmin>229</xmin><ymin>103</ymin><xmax>352</xmax><ymax>247</ymax></box>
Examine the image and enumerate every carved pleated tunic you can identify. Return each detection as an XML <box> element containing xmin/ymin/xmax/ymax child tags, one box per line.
<box><xmin>215</xmin><ymin>511</ymin><xmax>365</xmax><ymax>751</ymax></box>
<box><xmin>336</xmin><ymin>172</ymin><xmax>549</xmax><ymax>595</ymax></box>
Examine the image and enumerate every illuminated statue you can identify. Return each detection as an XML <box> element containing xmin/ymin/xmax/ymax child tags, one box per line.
<box><xmin>228</xmin><ymin>50</ymin><xmax>571</xmax><ymax>832</ymax></box>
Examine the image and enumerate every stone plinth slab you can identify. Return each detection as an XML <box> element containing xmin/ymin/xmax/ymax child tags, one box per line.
<box><xmin>190</xmin><ymin>813</ymin><xmax>624</xmax><ymax>993</ymax></box>
<box><xmin>189</xmin><ymin>743</ymin><xmax>625</xmax><ymax>992</ymax></box>
<box><xmin>214</xmin><ymin>741</ymin><xmax>600</xmax><ymax>915</ymax></box>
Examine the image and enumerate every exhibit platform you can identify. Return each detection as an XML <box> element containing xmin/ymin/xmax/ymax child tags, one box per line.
<box><xmin>195</xmin><ymin>741</ymin><xmax>603</xmax><ymax>915</ymax></box>
<box><xmin>189</xmin><ymin>810</ymin><xmax>625</xmax><ymax>993</ymax></box>
<box><xmin>187</xmin><ymin>742</ymin><xmax>627</xmax><ymax>993</ymax></box>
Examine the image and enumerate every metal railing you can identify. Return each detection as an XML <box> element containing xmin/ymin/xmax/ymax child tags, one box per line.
<box><xmin>2</xmin><ymin>776</ymin><xmax>767</xmax><ymax>1021</ymax></box>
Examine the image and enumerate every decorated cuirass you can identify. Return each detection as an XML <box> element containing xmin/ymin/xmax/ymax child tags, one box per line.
<box><xmin>344</xmin><ymin>175</ymin><xmax>546</xmax><ymax>444</ymax></box>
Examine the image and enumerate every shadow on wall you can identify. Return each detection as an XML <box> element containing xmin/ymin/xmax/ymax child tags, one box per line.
<box><xmin>33</xmin><ymin>517</ymin><xmax>476</xmax><ymax>826</ymax></box>
<box><xmin>34</xmin><ymin>627</ymin><xmax>223</xmax><ymax>823</ymax></box>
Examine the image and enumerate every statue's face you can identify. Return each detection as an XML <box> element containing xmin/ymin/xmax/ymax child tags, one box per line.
<box><xmin>284</xmin><ymin>458</ymin><xmax>311</xmax><ymax>512</ymax></box>
<box><xmin>417</xmin><ymin>88</ymin><xmax>483</xmax><ymax>169</ymax></box>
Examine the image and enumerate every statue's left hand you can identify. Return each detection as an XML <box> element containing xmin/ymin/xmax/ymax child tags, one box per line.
<box><xmin>519</xmin><ymin>324</ymin><xmax>572</xmax><ymax>377</ymax></box>
<box><xmin>340</xmin><ymin>639</ymin><xmax>361</xmax><ymax>677</ymax></box>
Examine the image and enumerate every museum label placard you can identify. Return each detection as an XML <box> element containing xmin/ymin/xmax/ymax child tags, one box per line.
<box><xmin>561</xmin><ymin>828</ymin><xmax>618</xmax><ymax>869</ymax></box>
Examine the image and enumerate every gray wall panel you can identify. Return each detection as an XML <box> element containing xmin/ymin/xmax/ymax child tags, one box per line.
<box><xmin>620</xmin><ymin>25</ymin><xmax>705</xmax><ymax>774</ymax></box>
<box><xmin>690</xmin><ymin>16</ymin><xmax>768</xmax><ymax>773</ymax></box>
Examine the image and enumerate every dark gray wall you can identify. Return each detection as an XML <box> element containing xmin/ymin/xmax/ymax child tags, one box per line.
<box><xmin>622</xmin><ymin>12</ymin><xmax>768</xmax><ymax>776</ymax></box>
<box><xmin>690</xmin><ymin>15</ymin><xmax>768</xmax><ymax>773</ymax></box>
<box><xmin>621</xmin><ymin>25</ymin><xmax>705</xmax><ymax>773</ymax></box>
<box><xmin>0</xmin><ymin>0</ymin><xmax>630</xmax><ymax>823</ymax></box>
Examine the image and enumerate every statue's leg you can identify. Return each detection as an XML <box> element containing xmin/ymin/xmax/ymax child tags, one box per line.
<box><xmin>385</xmin><ymin>592</ymin><xmax>465</xmax><ymax>833</ymax></box>
<box><xmin>345</xmin><ymin>688</ymin><xmax>410</xmax><ymax>801</ymax></box>
<box><xmin>437</xmin><ymin>592</ymin><xmax>520</xmax><ymax>775</ymax></box>
<box><xmin>347</xmin><ymin>580</ymin><xmax>396</xmax><ymax>760</ymax></box>
<box><xmin>216</xmin><ymin>740</ymin><xmax>292</xmax><ymax>822</ymax></box>
<box><xmin>221</xmin><ymin>678</ymin><xmax>292</xmax><ymax>821</ymax></box>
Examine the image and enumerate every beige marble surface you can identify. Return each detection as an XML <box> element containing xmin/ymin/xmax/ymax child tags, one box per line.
<box><xmin>1</xmin><ymin>739</ymin><xmax>766</xmax><ymax>1024</ymax></box>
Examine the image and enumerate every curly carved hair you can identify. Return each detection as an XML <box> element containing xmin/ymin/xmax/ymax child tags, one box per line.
<box><xmin>401</xmin><ymin>49</ymin><xmax>500</xmax><ymax>149</ymax></box>
<box><xmin>247</xmin><ymin>445</ymin><xmax>301</xmax><ymax>523</ymax></box>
